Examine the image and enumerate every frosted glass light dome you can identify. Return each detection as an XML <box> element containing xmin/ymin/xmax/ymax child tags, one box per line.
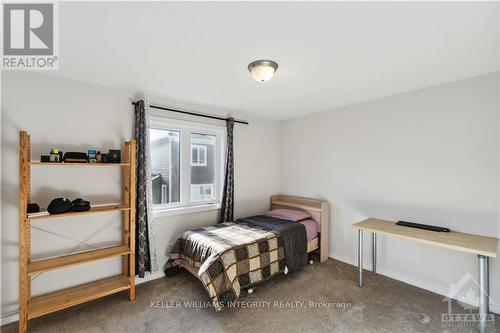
<box><xmin>248</xmin><ymin>60</ymin><xmax>278</xmax><ymax>83</ymax></box>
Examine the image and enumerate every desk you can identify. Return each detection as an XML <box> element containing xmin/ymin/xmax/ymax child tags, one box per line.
<box><xmin>353</xmin><ymin>218</ymin><xmax>498</xmax><ymax>333</ymax></box>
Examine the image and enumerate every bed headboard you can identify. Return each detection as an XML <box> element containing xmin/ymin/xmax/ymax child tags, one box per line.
<box><xmin>270</xmin><ymin>195</ymin><xmax>330</xmax><ymax>262</ymax></box>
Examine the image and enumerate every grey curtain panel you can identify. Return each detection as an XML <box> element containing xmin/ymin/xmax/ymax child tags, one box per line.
<box><xmin>134</xmin><ymin>100</ymin><xmax>158</xmax><ymax>277</ymax></box>
<box><xmin>218</xmin><ymin>118</ymin><xmax>235</xmax><ymax>223</ymax></box>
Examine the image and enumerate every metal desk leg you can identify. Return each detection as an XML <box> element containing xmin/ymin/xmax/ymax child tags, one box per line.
<box><xmin>478</xmin><ymin>255</ymin><xmax>489</xmax><ymax>333</ymax></box>
<box><xmin>372</xmin><ymin>233</ymin><xmax>377</xmax><ymax>275</ymax></box>
<box><xmin>358</xmin><ymin>230</ymin><xmax>363</xmax><ymax>287</ymax></box>
<box><xmin>486</xmin><ymin>258</ymin><xmax>490</xmax><ymax>312</ymax></box>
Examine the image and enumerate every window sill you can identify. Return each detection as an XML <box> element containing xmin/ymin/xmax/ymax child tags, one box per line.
<box><xmin>153</xmin><ymin>203</ymin><xmax>221</xmax><ymax>218</ymax></box>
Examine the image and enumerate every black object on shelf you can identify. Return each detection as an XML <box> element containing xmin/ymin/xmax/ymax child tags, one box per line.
<box><xmin>47</xmin><ymin>198</ymin><xmax>73</xmax><ymax>214</ymax></box>
<box><xmin>49</xmin><ymin>149</ymin><xmax>62</xmax><ymax>162</ymax></box>
<box><xmin>63</xmin><ymin>152</ymin><xmax>88</xmax><ymax>163</ymax></box>
<box><xmin>27</xmin><ymin>203</ymin><xmax>40</xmax><ymax>214</ymax></box>
<box><xmin>72</xmin><ymin>198</ymin><xmax>91</xmax><ymax>212</ymax></box>
<box><xmin>108</xmin><ymin>150</ymin><xmax>121</xmax><ymax>163</ymax></box>
<box><xmin>396</xmin><ymin>221</ymin><xmax>450</xmax><ymax>232</ymax></box>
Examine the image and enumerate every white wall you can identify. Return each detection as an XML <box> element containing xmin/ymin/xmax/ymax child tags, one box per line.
<box><xmin>0</xmin><ymin>72</ymin><xmax>280</xmax><ymax>320</ymax></box>
<box><xmin>280</xmin><ymin>73</ymin><xmax>500</xmax><ymax>312</ymax></box>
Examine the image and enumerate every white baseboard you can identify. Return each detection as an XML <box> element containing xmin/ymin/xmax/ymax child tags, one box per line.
<box><xmin>0</xmin><ymin>312</ymin><xmax>18</xmax><ymax>326</ymax></box>
<box><xmin>329</xmin><ymin>252</ymin><xmax>500</xmax><ymax>315</ymax></box>
<box><xmin>0</xmin><ymin>270</ymin><xmax>166</xmax><ymax>327</ymax></box>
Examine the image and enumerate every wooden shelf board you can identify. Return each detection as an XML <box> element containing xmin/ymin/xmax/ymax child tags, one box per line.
<box><xmin>28</xmin><ymin>204</ymin><xmax>130</xmax><ymax>221</ymax></box>
<box><xmin>30</xmin><ymin>162</ymin><xmax>130</xmax><ymax>166</ymax></box>
<box><xmin>28</xmin><ymin>245</ymin><xmax>130</xmax><ymax>274</ymax></box>
<box><xmin>28</xmin><ymin>275</ymin><xmax>130</xmax><ymax>319</ymax></box>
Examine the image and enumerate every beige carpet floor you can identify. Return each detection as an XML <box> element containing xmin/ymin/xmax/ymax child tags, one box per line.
<box><xmin>3</xmin><ymin>259</ymin><xmax>499</xmax><ymax>333</ymax></box>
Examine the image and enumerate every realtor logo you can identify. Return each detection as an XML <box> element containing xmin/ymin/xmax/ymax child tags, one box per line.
<box><xmin>2</xmin><ymin>2</ymin><xmax>58</xmax><ymax>69</ymax></box>
<box><xmin>3</xmin><ymin>3</ymin><xmax>53</xmax><ymax>55</ymax></box>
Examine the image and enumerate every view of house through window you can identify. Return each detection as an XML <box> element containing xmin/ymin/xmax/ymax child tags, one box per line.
<box><xmin>190</xmin><ymin>133</ymin><xmax>216</xmax><ymax>202</ymax></box>
<box><xmin>150</xmin><ymin>129</ymin><xmax>180</xmax><ymax>205</ymax></box>
<box><xmin>150</xmin><ymin>118</ymin><xmax>224</xmax><ymax>211</ymax></box>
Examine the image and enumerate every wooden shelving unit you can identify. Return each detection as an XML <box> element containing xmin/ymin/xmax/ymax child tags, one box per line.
<box><xmin>18</xmin><ymin>131</ymin><xmax>136</xmax><ymax>333</ymax></box>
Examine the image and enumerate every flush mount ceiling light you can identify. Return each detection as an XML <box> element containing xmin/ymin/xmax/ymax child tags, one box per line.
<box><xmin>248</xmin><ymin>60</ymin><xmax>278</xmax><ymax>83</ymax></box>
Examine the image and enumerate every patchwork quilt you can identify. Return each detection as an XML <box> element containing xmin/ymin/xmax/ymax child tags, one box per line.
<box><xmin>168</xmin><ymin>222</ymin><xmax>286</xmax><ymax>311</ymax></box>
<box><xmin>237</xmin><ymin>215</ymin><xmax>308</xmax><ymax>272</ymax></box>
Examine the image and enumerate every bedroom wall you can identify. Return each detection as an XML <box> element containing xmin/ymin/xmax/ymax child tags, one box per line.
<box><xmin>279</xmin><ymin>72</ymin><xmax>500</xmax><ymax>312</ymax></box>
<box><xmin>0</xmin><ymin>71</ymin><xmax>280</xmax><ymax>321</ymax></box>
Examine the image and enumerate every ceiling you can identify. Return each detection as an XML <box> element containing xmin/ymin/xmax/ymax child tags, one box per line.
<box><xmin>51</xmin><ymin>2</ymin><xmax>499</xmax><ymax>120</ymax></box>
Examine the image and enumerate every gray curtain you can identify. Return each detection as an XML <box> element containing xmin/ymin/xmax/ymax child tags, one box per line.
<box><xmin>218</xmin><ymin>118</ymin><xmax>234</xmax><ymax>223</ymax></box>
<box><xmin>134</xmin><ymin>100</ymin><xmax>158</xmax><ymax>277</ymax></box>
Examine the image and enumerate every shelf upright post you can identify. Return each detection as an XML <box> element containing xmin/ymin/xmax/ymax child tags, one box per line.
<box><xmin>129</xmin><ymin>139</ymin><xmax>136</xmax><ymax>301</ymax></box>
<box><xmin>18</xmin><ymin>131</ymin><xmax>30</xmax><ymax>333</ymax></box>
<box><xmin>123</xmin><ymin>142</ymin><xmax>131</xmax><ymax>281</ymax></box>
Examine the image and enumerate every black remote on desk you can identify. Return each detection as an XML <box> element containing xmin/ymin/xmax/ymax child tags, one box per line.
<box><xmin>396</xmin><ymin>221</ymin><xmax>450</xmax><ymax>232</ymax></box>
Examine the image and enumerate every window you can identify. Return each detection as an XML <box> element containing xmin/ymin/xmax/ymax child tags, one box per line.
<box><xmin>150</xmin><ymin>117</ymin><xmax>225</xmax><ymax>213</ymax></box>
<box><xmin>191</xmin><ymin>144</ymin><xmax>207</xmax><ymax>166</ymax></box>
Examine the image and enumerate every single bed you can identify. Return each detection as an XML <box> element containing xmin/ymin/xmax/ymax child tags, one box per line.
<box><xmin>167</xmin><ymin>195</ymin><xmax>330</xmax><ymax>310</ymax></box>
<box><xmin>270</xmin><ymin>195</ymin><xmax>330</xmax><ymax>262</ymax></box>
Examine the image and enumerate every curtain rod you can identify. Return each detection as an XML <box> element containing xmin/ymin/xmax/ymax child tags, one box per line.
<box><xmin>131</xmin><ymin>102</ymin><xmax>249</xmax><ymax>125</ymax></box>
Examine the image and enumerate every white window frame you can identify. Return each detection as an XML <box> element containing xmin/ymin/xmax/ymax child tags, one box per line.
<box><xmin>191</xmin><ymin>144</ymin><xmax>207</xmax><ymax>166</ymax></box>
<box><xmin>150</xmin><ymin>116</ymin><xmax>225</xmax><ymax>216</ymax></box>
